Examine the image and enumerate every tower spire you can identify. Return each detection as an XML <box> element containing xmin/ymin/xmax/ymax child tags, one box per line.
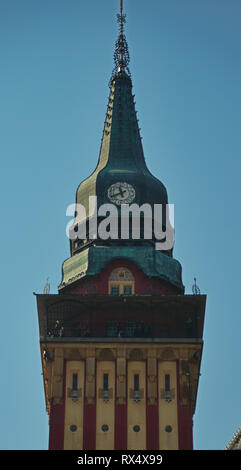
<box><xmin>112</xmin><ymin>0</ymin><xmax>131</xmax><ymax>80</ymax></box>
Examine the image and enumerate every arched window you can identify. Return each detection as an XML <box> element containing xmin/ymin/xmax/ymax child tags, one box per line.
<box><xmin>108</xmin><ymin>268</ymin><xmax>135</xmax><ymax>295</ymax></box>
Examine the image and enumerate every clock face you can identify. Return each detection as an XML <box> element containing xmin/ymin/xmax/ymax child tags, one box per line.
<box><xmin>107</xmin><ymin>182</ymin><xmax>136</xmax><ymax>205</ymax></box>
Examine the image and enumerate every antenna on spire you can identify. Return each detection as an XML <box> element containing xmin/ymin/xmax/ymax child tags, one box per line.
<box><xmin>110</xmin><ymin>0</ymin><xmax>131</xmax><ymax>83</ymax></box>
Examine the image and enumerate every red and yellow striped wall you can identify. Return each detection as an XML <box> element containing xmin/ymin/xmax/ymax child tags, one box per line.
<box><xmin>47</xmin><ymin>350</ymin><xmax>196</xmax><ymax>450</ymax></box>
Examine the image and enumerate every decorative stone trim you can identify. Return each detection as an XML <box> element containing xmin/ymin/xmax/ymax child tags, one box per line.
<box><xmin>129</xmin><ymin>388</ymin><xmax>144</xmax><ymax>402</ymax></box>
<box><xmin>98</xmin><ymin>388</ymin><xmax>113</xmax><ymax>401</ymax></box>
<box><xmin>67</xmin><ymin>388</ymin><xmax>82</xmax><ymax>401</ymax></box>
<box><xmin>160</xmin><ymin>388</ymin><xmax>175</xmax><ymax>403</ymax></box>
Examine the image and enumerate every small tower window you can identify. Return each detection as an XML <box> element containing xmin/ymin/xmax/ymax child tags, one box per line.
<box><xmin>123</xmin><ymin>285</ymin><xmax>132</xmax><ymax>295</ymax></box>
<box><xmin>103</xmin><ymin>373</ymin><xmax>109</xmax><ymax>391</ymax></box>
<box><xmin>72</xmin><ymin>373</ymin><xmax>78</xmax><ymax>391</ymax></box>
<box><xmin>70</xmin><ymin>425</ymin><xmax>77</xmax><ymax>432</ymax></box>
<box><xmin>109</xmin><ymin>268</ymin><xmax>135</xmax><ymax>295</ymax></box>
<box><xmin>165</xmin><ymin>374</ymin><xmax>170</xmax><ymax>392</ymax></box>
<box><xmin>110</xmin><ymin>286</ymin><xmax>120</xmax><ymax>295</ymax></box>
<box><xmin>134</xmin><ymin>374</ymin><xmax>140</xmax><ymax>392</ymax></box>
<box><xmin>101</xmin><ymin>425</ymin><xmax>109</xmax><ymax>432</ymax></box>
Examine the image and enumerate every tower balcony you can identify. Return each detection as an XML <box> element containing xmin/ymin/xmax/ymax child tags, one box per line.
<box><xmin>35</xmin><ymin>293</ymin><xmax>206</xmax><ymax>344</ymax></box>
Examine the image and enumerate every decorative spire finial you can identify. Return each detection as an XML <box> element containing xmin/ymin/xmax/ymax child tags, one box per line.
<box><xmin>44</xmin><ymin>277</ymin><xmax>50</xmax><ymax>294</ymax></box>
<box><xmin>111</xmin><ymin>0</ymin><xmax>131</xmax><ymax>81</ymax></box>
<box><xmin>192</xmin><ymin>277</ymin><xmax>201</xmax><ymax>295</ymax></box>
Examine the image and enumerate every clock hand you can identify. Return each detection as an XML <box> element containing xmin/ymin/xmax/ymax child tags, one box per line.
<box><xmin>118</xmin><ymin>186</ymin><xmax>127</xmax><ymax>197</ymax></box>
<box><xmin>113</xmin><ymin>189</ymin><xmax>127</xmax><ymax>198</ymax></box>
<box><xmin>119</xmin><ymin>186</ymin><xmax>124</xmax><ymax>197</ymax></box>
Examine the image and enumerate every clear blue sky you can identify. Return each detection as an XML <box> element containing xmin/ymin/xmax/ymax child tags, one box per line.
<box><xmin>0</xmin><ymin>0</ymin><xmax>240</xmax><ymax>450</ymax></box>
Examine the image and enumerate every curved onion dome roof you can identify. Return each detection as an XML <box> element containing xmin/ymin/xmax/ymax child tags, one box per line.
<box><xmin>76</xmin><ymin>71</ymin><xmax>168</xmax><ymax>219</ymax></box>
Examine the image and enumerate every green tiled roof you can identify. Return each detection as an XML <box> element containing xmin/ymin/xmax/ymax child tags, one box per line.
<box><xmin>59</xmin><ymin>244</ymin><xmax>184</xmax><ymax>291</ymax></box>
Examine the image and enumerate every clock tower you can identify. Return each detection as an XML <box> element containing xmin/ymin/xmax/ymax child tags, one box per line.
<box><xmin>36</xmin><ymin>1</ymin><xmax>206</xmax><ymax>450</ymax></box>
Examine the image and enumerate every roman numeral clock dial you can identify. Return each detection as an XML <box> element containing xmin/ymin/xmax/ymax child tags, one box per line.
<box><xmin>107</xmin><ymin>182</ymin><xmax>136</xmax><ymax>205</ymax></box>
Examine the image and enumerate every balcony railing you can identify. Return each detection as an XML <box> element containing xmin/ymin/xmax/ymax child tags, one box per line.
<box><xmin>45</xmin><ymin>323</ymin><xmax>152</xmax><ymax>339</ymax></box>
<box><xmin>43</xmin><ymin>319</ymin><xmax>196</xmax><ymax>340</ymax></box>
